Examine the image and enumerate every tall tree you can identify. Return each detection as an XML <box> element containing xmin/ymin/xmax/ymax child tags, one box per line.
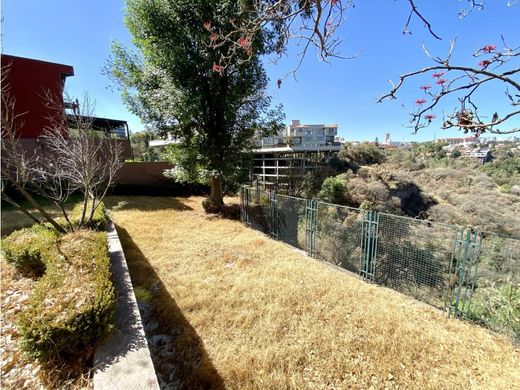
<box><xmin>108</xmin><ymin>0</ymin><xmax>284</xmax><ymax>209</ymax></box>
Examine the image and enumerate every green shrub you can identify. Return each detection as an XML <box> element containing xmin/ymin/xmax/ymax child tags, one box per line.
<box><xmin>338</xmin><ymin>142</ymin><xmax>386</xmax><ymax>166</ymax></box>
<box><xmin>499</xmin><ymin>183</ymin><xmax>512</xmax><ymax>193</ymax></box>
<box><xmin>19</xmin><ymin>230</ymin><xmax>115</xmax><ymax>362</ymax></box>
<box><xmin>134</xmin><ymin>286</ymin><xmax>153</xmax><ymax>302</ymax></box>
<box><xmin>71</xmin><ymin>202</ymin><xmax>109</xmax><ymax>231</ymax></box>
<box><xmin>464</xmin><ymin>285</ymin><xmax>520</xmax><ymax>342</ymax></box>
<box><xmin>1</xmin><ymin>225</ymin><xmax>59</xmax><ymax>276</ymax></box>
<box><xmin>318</xmin><ymin>177</ymin><xmax>346</xmax><ymax>205</ymax></box>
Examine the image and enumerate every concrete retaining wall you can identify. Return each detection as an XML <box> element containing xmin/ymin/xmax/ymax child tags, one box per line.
<box><xmin>93</xmin><ymin>221</ymin><xmax>159</xmax><ymax>390</ymax></box>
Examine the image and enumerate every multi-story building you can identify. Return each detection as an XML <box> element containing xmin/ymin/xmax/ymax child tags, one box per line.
<box><xmin>1</xmin><ymin>54</ymin><xmax>132</xmax><ymax>159</ymax></box>
<box><xmin>252</xmin><ymin>120</ymin><xmax>341</xmax><ymax>186</ymax></box>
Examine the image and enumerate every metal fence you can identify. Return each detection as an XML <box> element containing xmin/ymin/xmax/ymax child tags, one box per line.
<box><xmin>240</xmin><ymin>185</ymin><xmax>520</xmax><ymax>343</ymax></box>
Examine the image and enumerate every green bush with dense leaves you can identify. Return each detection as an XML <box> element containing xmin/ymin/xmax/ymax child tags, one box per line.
<box><xmin>481</xmin><ymin>157</ymin><xmax>520</xmax><ymax>186</ymax></box>
<box><xmin>1</xmin><ymin>225</ymin><xmax>59</xmax><ymax>276</ymax></box>
<box><xmin>464</xmin><ymin>285</ymin><xmax>520</xmax><ymax>343</ymax></box>
<box><xmin>71</xmin><ymin>202</ymin><xmax>109</xmax><ymax>231</ymax></box>
<box><xmin>18</xmin><ymin>230</ymin><xmax>115</xmax><ymax>362</ymax></box>
<box><xmin>318</xmin><ymin>177</ymin><xmax>346</xmax><ymax>204</ymax></box>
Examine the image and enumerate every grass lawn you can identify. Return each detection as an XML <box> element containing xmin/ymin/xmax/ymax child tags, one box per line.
<box><xmin>105</xmin><ymin>195</ymin><xmax>520</xmax><ymax>390</ymax></box>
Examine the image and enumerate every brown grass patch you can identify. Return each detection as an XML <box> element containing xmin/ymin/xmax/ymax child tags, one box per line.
<box><xmin>108</xmin><ymin>195</ymin><xmax>520</xmax><ymax>390</ymax></box>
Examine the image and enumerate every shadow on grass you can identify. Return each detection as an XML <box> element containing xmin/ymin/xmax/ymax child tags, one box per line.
<box><xmin>115</xmin><ymin>225</ymin><xmax>224</xmax><ymax>390</ymax></box>
<box><xmin>105</xmin><ymin>196</ymin><xmax>194</xmax><ymax>212</ymax></box>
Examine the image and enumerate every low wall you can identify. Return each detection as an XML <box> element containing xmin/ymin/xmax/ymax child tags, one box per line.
<box><xmin>116</xmin><ymin>162</ymin><xmax>174</xmax><ymax>187</ymax></box>
<box><xmin>113</xmin><ymin>162</ymin><xmax>209</xmax><ymax>196</ymax></box>
<box><xmin>93</xmin><ymin>221</ymin><xmax>160</xmax><ymax>390</ymax></box>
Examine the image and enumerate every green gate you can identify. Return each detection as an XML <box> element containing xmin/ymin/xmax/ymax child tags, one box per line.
<box><xmin>360</xmin><ymin>210</ymin><xmax>379</xmax><ymax>282</ymax></box>
<box><xmin>446</xmin><ymin>228</ymin><xmax>482</xmax><ymax>318</ymax></box>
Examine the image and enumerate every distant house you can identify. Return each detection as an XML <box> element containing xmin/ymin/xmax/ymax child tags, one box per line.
<box><xmin>437</xmin><ymin>136</ymin><xmax>479</xmax><ymax>145</ymax></box>
<box><xmin>1</xmin><ymin>54</ymin><xmax>132</xmax><ymax>158</ymax></box>
<box><xmin>253</xmin><ymin>119</ymin><xmax>341</xmax><ymax>186</ymax></box>
<box><xmin>460</xmin><ymin>148</ymin><xmax>492</xmax><ymax>164</ymax></box>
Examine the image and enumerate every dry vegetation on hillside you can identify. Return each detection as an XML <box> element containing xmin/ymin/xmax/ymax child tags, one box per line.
<box><xmin>107</xmin><ymin>195</ymin><xmax>520</xmax><ymax>390</ymax></box>
<box><xmin>322</xmin><ymin>144</ymin><xmax>520</xmax><ymax>236</ymax></box>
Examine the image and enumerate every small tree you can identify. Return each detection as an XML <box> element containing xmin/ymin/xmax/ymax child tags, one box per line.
<box><xmin>339</xmin><ymin>142</ymin><xmax>386</xmax><ymax>166</ymax></box>
<box><xmin>1</xmin><ymin>80</ymin><xmax>123</xmax><ymax>231</ymax></box>
<box><xmin>38</xmin><ymin>93</ymin><xmax>124</xmax><ymax>229</ymax></box>
<box><xmin>318</xmin><ymin>177</ymin><xmax>346</xmax><ymax>204</ymax></box>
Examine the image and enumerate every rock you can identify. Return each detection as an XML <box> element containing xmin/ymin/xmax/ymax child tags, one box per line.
<box><xmin>137</xmin><ymin>301</ymin><xmax>153</xmax><ymax>322</ymax></box>
<box><xmin>150</xmin><ymin>281</ymin><xmax>161</xmax><ymax>296</ymax></box>
<box><xmin>148</xmin><ymin>334</ymin><xmax>171</xmax><ymax>347</ymax></box>
<box><xmin>144</xmin><ymin>320</ymin><xmax>159</xmax><ymax>333</ymax></box>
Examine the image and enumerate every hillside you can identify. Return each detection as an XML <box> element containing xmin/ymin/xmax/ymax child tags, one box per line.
<box><xmin>321</xmin><ymin>143</ymin><xmax>520</xmax><ymax>236</ymax></box>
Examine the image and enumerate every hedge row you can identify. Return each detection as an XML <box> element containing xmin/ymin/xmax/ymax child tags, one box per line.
<box><xmin>2</xmin><ymin>225</ymin><xmax>59</xmax><ymax>276</ymax></box>
<box><xmin>1</xmin><ymin>202</ymin><xmax>115</xmax><ymax>362</ymax></box>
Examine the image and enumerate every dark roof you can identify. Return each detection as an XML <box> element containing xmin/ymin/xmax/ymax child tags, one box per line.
<box><xmin>1</xmin><ymin>54</ymin><xmax>74</xmax><ymax>77</ymax></box>
<box><xmin>66</xmin><ymin>114</ymin><xmax>127</xmax><ymax>131</ymax></box>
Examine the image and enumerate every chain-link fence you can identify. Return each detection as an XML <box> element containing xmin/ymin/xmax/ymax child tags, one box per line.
<box><xmin>240</xmin><ymin>185</ymin><xmax>520</xmax><ymax>343</ymax></box>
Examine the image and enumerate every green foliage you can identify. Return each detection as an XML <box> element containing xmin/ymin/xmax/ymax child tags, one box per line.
<box><xmin>18</xmin><ymin>230</ymin><xmax>115</xmax><ymax>362</ymax></box>
<box><xmin>163</xmin><ymin>141</ymin><xmax>210</xmax><ymax>185</ymax></box>
<box><xmin>71</xmin><ymin>202</ymin><xmax>109</xmax><ymax>231</ymax></box>
<box><xmin>2</xmin><ymin>225</ymin><xmax>58</xmax><ymax>276</ymax></box>
<box><xmin>499</xmin><ymin>183</ymin><xmax>512</xmax><ymax>193</ymax></box>
<box><xmin>327</xmin><ymin>156</ymin><xmax>350</xmax><ymax>173</ymax></box>
<box><xmin>338</xmin><ymin>142</ymin><xmax>386</xmax><ymax>166</ymax></box>
<box><xmin>134</xmin><ymin>286</ymin><xmax>153</xmax><ymax>302</ymax></box>
<box><xmin>130</xmin><ymin>130</ymin><xmax>159</xmax><ymax>161</ymax></box>
<box><xmin>481</xmin><ymin>157</ymin><xmax>520</xmax><ymax>186</ymax></box>
<box><xmin>451</xmin><ymin>149</ymin><xmax>461</xmax><ymax>158</ymax></box>
<box><xmin>108</xmin><ymin>0</ymin><xmax>284</xmax><ymax>205</ymax></box>
<box><xmin>465</xmin><ymin>285</ymin><xmax>520</xmax><ymax>342</ymax></box>
<box><xmin>318</xmin><ymin>177</ymin><xmax>346</xmax><ymax>204</ymax></box>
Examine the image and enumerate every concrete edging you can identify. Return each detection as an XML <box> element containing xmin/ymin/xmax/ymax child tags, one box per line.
<box><xmin>93</xmin><ymin>220</ymin><xmax>160</xmax><ymax>390</ymax></box>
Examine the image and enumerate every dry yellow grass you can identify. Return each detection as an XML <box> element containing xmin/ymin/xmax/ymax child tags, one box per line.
<box><xmin>108</xmin><ymin>195</ymin><xmax>519</xmax><ymax>389</ymax></box>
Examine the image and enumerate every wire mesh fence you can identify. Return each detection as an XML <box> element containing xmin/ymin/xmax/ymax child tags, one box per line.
<box><xmin>240</xmin><ymin>185</ymin><xmax>520</xmax><ymax>343</ymax></box>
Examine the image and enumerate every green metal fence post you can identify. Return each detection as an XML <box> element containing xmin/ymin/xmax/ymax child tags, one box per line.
<box><xmin>245</xmin><ymin>187</ymin><xmax>251</xmax><ymax>226</ymax></box>
<box><xmin>269</xmin><ymin>190</ymin><xmax>278</xmax><ymax>239</ymax></box>
<box><xmin>360</xmin><ymin>210</ymin><xmax>379</xmax><ymax>282</ymax></box>
<box><xmin>305</xmin><ymin>199</ymin><xmax>317</xmax><ymax>258</ymax></box>
<box><xmin>240</xmin><ymin>186</ymin><xmax>245</xmax><ymax>222</ymax></box>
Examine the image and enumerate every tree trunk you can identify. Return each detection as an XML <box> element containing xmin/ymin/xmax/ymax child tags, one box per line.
<box><xmin>209</xmin><ymin>175</ymin><xmax>224</xmax><ymax>207</ymax></box>
<box><xmin>13</xmin><ymin>181</ymin><xmax>66</xmax><ymax>233</ymax></box>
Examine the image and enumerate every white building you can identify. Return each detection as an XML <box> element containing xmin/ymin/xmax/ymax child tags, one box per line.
<box><xmin>257</xmin><ymin>119</ymin><xmax>338</xmax><ymax>150</ymax></box>
<box><xmin>253</xmin><ymin>120</ymin><xmax>341</xmax><ymax>186</ymax></box>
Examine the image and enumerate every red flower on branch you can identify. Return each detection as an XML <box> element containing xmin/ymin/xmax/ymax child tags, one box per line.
<box><xmin>432</xmin><ymin>72</ymin><xmax>445</xmax><ymax>79</ymax></box>
<box><xmin>425</xmin><ymin>114</ymin><xmax>436</xmax><ymax>121</ymax></box>
<box><xmin>238</xmin><ymin>36</ymin><xmax>251</xmax><ymax>48</ymax></box>
<box><xmin>478</xmin><ymin>59</ymin><xmax>491</xmax><ymax>68</ymax></box>
<box><xmin>481</xmin><ymin>44</ymin><xmax>496</xmax><ymax>53</ymax></box>
<box><xmin>420</xmin><ymin>84</ymin><xmax>432</xmax><ymax>91</ymax></box>
<box><xmin>435</xmin><ymin>78</ymin><xmax>448</xmax><ymax>85</ymax></box>
<box><xmin>203</xmin><ymin>20</ymin><xmax>211</xmax><ymax>31</ymax></box>
<box><xmin>212</xmin><ymin>63</ymin><xmax>222</xmax><ymax>73</ymax></box>
<box><xmin>415</xmin><ymin>98</ymin><xmax>427</xmax><ymax>105</ymax></box>
<box><xmin>209</xmin><ymin>33</ymin><xmax>218</xmax><ymax>42</ymax></box>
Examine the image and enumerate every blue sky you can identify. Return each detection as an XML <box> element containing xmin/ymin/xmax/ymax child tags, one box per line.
<box><xmin>2</xmin><ymin>1</ymin><xmax>519</xmax><ymax>141</ymax></box>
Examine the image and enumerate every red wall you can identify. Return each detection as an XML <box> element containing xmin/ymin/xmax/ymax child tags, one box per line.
<box><xmin>1</xmin><ymin>55</ymin><xmax>74</xmax><ymax>138</ymax></box>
